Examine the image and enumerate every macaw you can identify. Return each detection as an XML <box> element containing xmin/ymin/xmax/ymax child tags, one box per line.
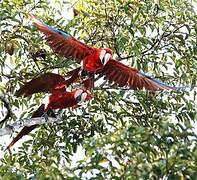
<box><xmin>30</xmin><ymin>14</ymin><xmax>178</xmax><ymax>91</ymax></box>
<box><xmin>15</xmin><ymin>72</ymin><xmax>94</xmax><ymax>97</ymax></box>
<box><xmin>7</xmin><ymin>85</ymin><xmax>92</xmax><ymax>149</ymax></box>
<box><xmin>7</xmin><ymin>74</ymin><xmax>92</xmax><ymax>149</ymax></box>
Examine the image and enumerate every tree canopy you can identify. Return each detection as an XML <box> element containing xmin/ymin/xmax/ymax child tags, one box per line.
<box><xmin>0</xmin><ymin>0</ymin><xmax>196</xmax><ymax>179</ymax></box>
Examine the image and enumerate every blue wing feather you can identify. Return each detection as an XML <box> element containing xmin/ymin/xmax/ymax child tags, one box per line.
<box><xmin>139</xmin><ymin>72</ymin><xmax>178</xmax><ymax>90</ymax></box>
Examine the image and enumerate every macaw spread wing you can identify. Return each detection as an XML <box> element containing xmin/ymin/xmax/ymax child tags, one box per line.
<box><xmin>31</xmin><ymin>15</ymin><xmax>94</xmax><ymax>63</ymax></box>
<box><xmin>16</xmin><ymin>73</ymin><xmax>66</xmax><ymax>97</ymax></box>
<box><xmin>97</xmin><ymin>59</ymin><xmax>176</xmax><ymax>90</ymax></box>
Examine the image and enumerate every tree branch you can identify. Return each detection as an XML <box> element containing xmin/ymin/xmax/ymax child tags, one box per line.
<box><xmin>118</xmin><ymin>24</ymin><xmax>188</xmax><ymax>61</ymax></box>
<box><xmin>0</xmin><ymin>94</ymin><xmax>12</xmax><ymax>125</ymax></box>
<box><xmin>0</xmin><ymin>116</ymin><xmax>59</xmax><ymax>136</ymax></box>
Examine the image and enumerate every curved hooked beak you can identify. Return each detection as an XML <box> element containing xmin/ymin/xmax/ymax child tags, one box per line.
<box><xmin>99</xmin><ymin>49</ymin><xmax>106</xmax><ymax>60</ymax></box>
<box><xmin>103</xmin><ymin>53</ymin><xmax>111</xmax><ymax>65</ymax></box>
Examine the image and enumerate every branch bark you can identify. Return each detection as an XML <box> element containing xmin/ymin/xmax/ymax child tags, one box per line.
<box><xmin>0</xmin><ymin>116</ymin><xmax>59</xmax><ymax>136</ymax></box>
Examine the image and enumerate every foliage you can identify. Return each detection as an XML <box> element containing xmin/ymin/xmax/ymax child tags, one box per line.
<box><xmin>0</xmin><ymin>0</ymin><xmax>196</xmax><ymax>179</ymax></box>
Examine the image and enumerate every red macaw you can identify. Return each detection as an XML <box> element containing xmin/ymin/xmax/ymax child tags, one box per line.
<box><xmin>30</xmin><ymin>14</ymin><xmax>177</xmax><ymax>91</ymax></box>
<box><xmin>7</xmin><ymin>91</ymin><xmax>92</xmax><ymax>149</ymax></box>
<box><xmin>15</xmin><ymin>72</ymin><xmax>94</xmax><ymax>98</ymax></box>
<box><xmin>7</xmin><ymin>74</ymin><xmax>92</xmax><ymax>149</ymax></box>
<box><xmin>16</xmin><ymin>73</ymin><xmax>93</xmax><ymax>108</ymax></box>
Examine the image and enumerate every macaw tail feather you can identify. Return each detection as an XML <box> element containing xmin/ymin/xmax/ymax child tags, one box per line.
<box><xmin>6</xmin><ymin>104</ymin><xmax>45</xmax><ymax>150</ymax></box>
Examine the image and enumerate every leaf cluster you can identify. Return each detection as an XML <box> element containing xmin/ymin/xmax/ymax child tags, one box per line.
<box><xmin>0</xmin><ymin>0</ymin><xmax>196</xmax><ymax>179</ymax></box>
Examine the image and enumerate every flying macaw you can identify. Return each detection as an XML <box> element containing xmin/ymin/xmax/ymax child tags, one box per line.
<box><xmin>30</xmin><ymin>14</ymin><xmax>178</xmax><ymax>91</ymax></box>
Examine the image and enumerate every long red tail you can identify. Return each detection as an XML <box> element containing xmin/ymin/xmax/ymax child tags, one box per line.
<box><xmin>6</xmin><ymin>104</ymin><xmax>45</xmax><ymax>149</ymax></box>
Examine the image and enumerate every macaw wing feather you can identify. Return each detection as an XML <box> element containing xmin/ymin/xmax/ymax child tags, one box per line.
<box><xmin>31</xmin><ymin>15</ymin><xmax>94</xmax><ymax>63</ymax></box>
<box><xmin>16</xmin><ymin>73</ymin><xmax>66</xmax><ymax>97</ymax></box>
<box><xmin>97</xmin><ymin>59</ymin><xmax>177</xmax><ymax>91</ymax></box>
<box><xmin>64</xmin><ymin>67</ymin><xmax>81</xmax><ymax>87</ymax></box>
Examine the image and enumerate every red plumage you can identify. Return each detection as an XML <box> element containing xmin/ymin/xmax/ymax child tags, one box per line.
<box><xmin>30</xmin><ymin>14</ymin><xmax>93</xmax><ymax>63</ymax></box>
<box><xmin>97</xmin><ymin>59</ymin><xmax>176</xmax><ymax>90</ymax></box>
<box><xmin>45</xmin><ymin>89</ymin><xmax>92</xmax><ymax>111</ymax></box>
<box><xmin>30</xmin><ymin>15</ymin><xmax>177</xmax><ymax>91</ymax></box>
<box><xmin>6</xmin><ymin>104</ymin><xmax>45</xmax><ymax>149</ymax></box>
<box><xmin>16</xmin><ymin>73</ymin><xmax>66</xmax><ymax>97</ymax></box>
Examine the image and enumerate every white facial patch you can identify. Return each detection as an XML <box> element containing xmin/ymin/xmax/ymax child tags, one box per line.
<box><xmin>43</xmin><ymin>95</ymin><xmax>50</xmax><ymax>110</ymax></box>
<box><xmin>103</xmin><ymin>53</ymin><xmax>111</xmax><ymax>65</ymax></box>
<box><xmin>81</xmin><ymin>92</ymin><xmax>87</xmax><ymax>102</ymax></box>
<box><xmin>99</xmin><ymin>49</ymin><xmax>106</xmax><ymax>61</ymax></box>
<box><xmin>74</xmin><ymin>89</ymin><xmax>83</xmax><ymax>99</ymax></box>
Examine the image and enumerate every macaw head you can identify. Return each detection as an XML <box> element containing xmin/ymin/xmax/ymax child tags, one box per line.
<box><xmin>74</xmin><ymin>89</ymin><xmax>93</xmax><ymax>103</ymax></box>
<box><xmin>99</xmin><ymin>48</ymin><xmax>112</xmax><ymax>66</ymax></box>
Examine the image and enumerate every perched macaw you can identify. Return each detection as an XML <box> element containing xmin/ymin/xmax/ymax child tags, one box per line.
<box><xmin>6</xmin><ymin>71</ymin><xmax>92</xmax><ymax>149</ymax></box>
<box><xmin>16</xmin><ymin>73</ymin><xmax>93</xmax><ymax>109</ymax></box>
<box><xmin>30</xmin><ymin>14</ymin><xmax>178</xmax><ymax>91</ymax></box>
<box><xmin>7</xmin><ymin>82</ymin><xmax>92</xmax><ymax>149</ymax></box>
